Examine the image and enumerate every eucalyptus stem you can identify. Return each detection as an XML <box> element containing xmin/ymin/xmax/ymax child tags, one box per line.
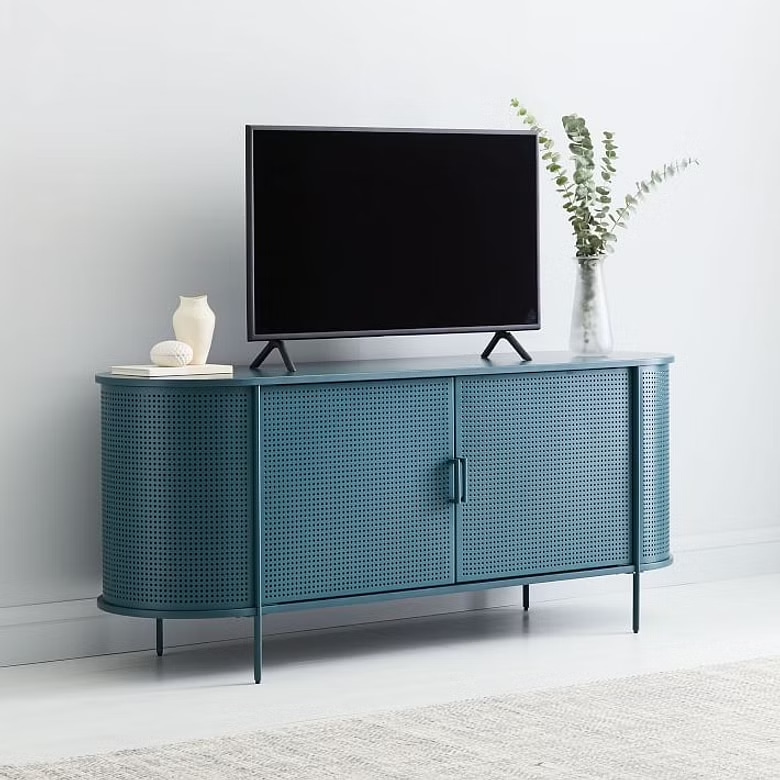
<box><xmin>511</xmin><ymin>100</ymin><xmax>699</xmax><ymax>259</ymax></box>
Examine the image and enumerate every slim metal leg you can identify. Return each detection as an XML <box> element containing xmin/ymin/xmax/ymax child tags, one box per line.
<box><xmin>253</xmin><ymin>612</ymin><xmax>262</xmax><ymax>684</ymax></box>
<box><xmin>632</xmin><ymin>572</ymin><xmax>640</xmax><ymax>633</ymax></box>
<box><xmin>156</xmin><ymin>618</ymin><xmax>164</xmax><ymax>656</ymax></box>
<box><xmin>630</xmin><ymin>366</ymin><xmax>642</xmax><ymax>635</ymax></box>
<box><xmin>522</xmin><ymin>584</ymin><xmax>529</xmax><ymax>611</ymax></box>
<box><xmin>251</xmin><ymin>393</ymin><xmax>263</xmax><ymax>684</ymax></box>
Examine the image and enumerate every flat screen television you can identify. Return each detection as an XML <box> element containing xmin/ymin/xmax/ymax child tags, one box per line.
<box><xmin>246</xmin><ymin>126</ymin><xmax>539</xmax><ymax>368</ymax></box>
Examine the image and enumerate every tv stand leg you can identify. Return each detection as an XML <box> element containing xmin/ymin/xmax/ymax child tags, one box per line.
<box><xmin>481</xmin><ymin>331</ymin><xmax>532</xmax><ymax>362</ymax></box>
<box><xmin>632</xmin><ymin>572</ymin><xmax>640</xmax><ymax>634</ymax></box>
<box><xmin>155</xmin><ymin>618</ymin><xmax>163</xmax><ymax>657</ymax></box>
<box><xmin>250</xmin><ymin>340</ymin><xmax>296</xmax><ymax>372</ymax></box>
<box><xmin>523</xmin><ymin>584</ymin><xmax>529</xmax><ymax>611</ymax></box>
<box><xmin>253</xmin><ymin>612</ymin><xmax>262</xmax><ymax>684</ymax></box>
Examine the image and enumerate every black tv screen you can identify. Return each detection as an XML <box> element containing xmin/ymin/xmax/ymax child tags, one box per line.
<box><xmin>246</xmin><ymin>126</ymin><xmax>539</xmax><ymax>340</ymax></box>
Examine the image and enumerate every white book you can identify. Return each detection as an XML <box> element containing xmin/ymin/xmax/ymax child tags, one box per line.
<box><xmin>110</xmin><ymin>364</ymin><xmax>234</xmax><ymax>377</ymax></box>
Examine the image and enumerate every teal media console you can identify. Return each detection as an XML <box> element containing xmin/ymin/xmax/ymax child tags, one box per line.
<box><xmin>95</xmin><ymin>352</ymin><xmax>672</xmax><ymax>683</ymax></box>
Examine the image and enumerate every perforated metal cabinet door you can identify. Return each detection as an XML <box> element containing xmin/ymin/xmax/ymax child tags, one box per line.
<box><xmin>101</xmin><ymin>385</ymin><xmax>254</xmax><ymax>611</ymax></box>
<box><xmin>456</xmin><ymin>369</ymin><xmax>632</xmax><ymax>581</ymax></box>
<box><xmin>260</xmin><ymin>378</ymin><xmax>455</xmax><ymax>604</ymax></box>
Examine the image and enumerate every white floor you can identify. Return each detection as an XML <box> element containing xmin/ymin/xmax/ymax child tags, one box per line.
<box><xmin>1</xmin><ymin>574</ymin><xmax>779</xmax><ymax>767</ymax></box>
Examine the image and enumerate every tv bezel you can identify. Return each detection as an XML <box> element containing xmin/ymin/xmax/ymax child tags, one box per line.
<box><xmin>246</xmin><ymin>125</ymin><xmax>540</xmax><ymax>342</ymax></box>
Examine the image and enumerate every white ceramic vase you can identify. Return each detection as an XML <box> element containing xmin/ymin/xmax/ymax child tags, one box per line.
<box><xmin>172</xmin><ymin>295</ymin><xmax>216</xmax><ymax>365</ymax></box>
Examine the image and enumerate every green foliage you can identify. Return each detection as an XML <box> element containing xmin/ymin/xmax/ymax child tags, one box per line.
<box><xmin>510</xmin><ymin>99</ymin><xmax>699</xmax><ymax>260</ymax></box>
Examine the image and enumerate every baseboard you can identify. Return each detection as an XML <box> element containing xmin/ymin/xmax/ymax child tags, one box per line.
<box><xmin>2</xmin><ymin>527</ymin><xmax>779</xmax><ymax>667</ymax></box>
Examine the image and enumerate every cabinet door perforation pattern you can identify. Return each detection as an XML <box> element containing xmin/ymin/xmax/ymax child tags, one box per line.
<box><xmin>101</xmin><ymin>386</ymin><xmax>253</xmax><ymax>611</ymax></box>
<box><xmin>261</xmin><ymin>379</ymin><xmax>454</xmax><ymax>603</ymax></box>
<box><xmin>641</xmin><ymin>365</ymin><xmax>670</xmax><ymax>561</ymax></box>
<box><xmin>457</xmin><ymin>370</ymin><xmax>632</xmax><ymax>581</ymax></box>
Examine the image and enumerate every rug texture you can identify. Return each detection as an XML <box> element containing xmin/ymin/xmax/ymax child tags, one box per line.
<box><xmin>2</xmin><ymin>656</ymin><xmax>779</xmax><ymax>779</ymax></box>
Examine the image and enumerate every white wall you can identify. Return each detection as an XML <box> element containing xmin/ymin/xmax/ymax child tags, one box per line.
<box><xmin>2</xmin><ymin>1</ymin><xmax>779</xmax><ymax>652</ymax></box>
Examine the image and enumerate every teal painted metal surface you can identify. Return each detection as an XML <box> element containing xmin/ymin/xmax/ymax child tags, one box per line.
<box><xmin>99</xmin><ymin>384</ymin><xmax>255</xmax><ymax>613</ymax></box>
<box><xmin>452</xmin><ymin>458</ymin><xmax>461</xmax><ymax>506</ymax></box>
<box><xmin>95</xmin><ymin>351</ymin><xmax>674</xmax><ymax>389</ymax></box>
<box><xmin>96</xmin><ymin>596</ymin><xmax>258</xmax><ymax>619</ymax></box>
<box><xmin>95</xmin><ymin>353</ymin><xmax>672</xmax><ymax>681</ymax></box>
<box><xmin>261</xmin><ymin>557</ymin><xmax>673</xmax><ymax>615</ymax></box>
<box><xmin>259</xmin><ymin>378</ymin><xmax>455</xmax><ymax>604</ymax></box>
<box><xmin>631</xmin><ymin>366</ymin><xmax>643</xmax><ymax>633</ymax></box>
<box><xmin>252</xmin><ymin>389</ymin><xmax>263</xmax><ymax>683</ymax></box>
<box><xmin>640</xmin><ymin>365</ymin><xmax>670</xmax><ymax>562</ymax></box>
<box><xmin>456</xmin><ymin>369</ymin><xmax>633</xmax><ymax>582</ymax></box>
<box><xmin>459</xmin><ymin>456</ymin><xmax>469</xmax><ymax>503</ymax></box>
<box><xmin>97</xmin><ymin>555</ymin><xmax>672</xmax><ymax>620</ymax></box>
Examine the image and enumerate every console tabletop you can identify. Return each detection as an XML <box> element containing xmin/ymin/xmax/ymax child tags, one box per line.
<box><xmin>97</xmin><ymin>351</ymin><xmax>673</xmax><ymax>387</ymax></box>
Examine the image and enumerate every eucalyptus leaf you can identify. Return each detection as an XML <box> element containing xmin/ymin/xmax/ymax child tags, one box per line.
<box><xmin>513</xmin><ymin>101</ymin><xmax>698</xmax><ymax>259</ymax></box>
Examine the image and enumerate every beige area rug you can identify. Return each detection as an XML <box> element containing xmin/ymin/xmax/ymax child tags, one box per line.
<box><xmin>2</xmin><ymin>656</ymin><xmax>780</xmax><ymax>779</ymax></box>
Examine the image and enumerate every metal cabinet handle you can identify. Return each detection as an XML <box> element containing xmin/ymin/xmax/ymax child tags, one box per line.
<box><xmin>452</xmin><ymin>458</ymin><xmax>461</xmax><ymax>504</ymax></box>
<box><xmin>459</xmin><ymin>456</ymin><xmax>468</xmax><ymax>504</ymax></box>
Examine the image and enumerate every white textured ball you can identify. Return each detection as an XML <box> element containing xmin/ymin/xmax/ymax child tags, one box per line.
<box><xmin>150</xmin><ymin>340</ymin><xmax>194</xmax><ymax>367</ymax></box>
